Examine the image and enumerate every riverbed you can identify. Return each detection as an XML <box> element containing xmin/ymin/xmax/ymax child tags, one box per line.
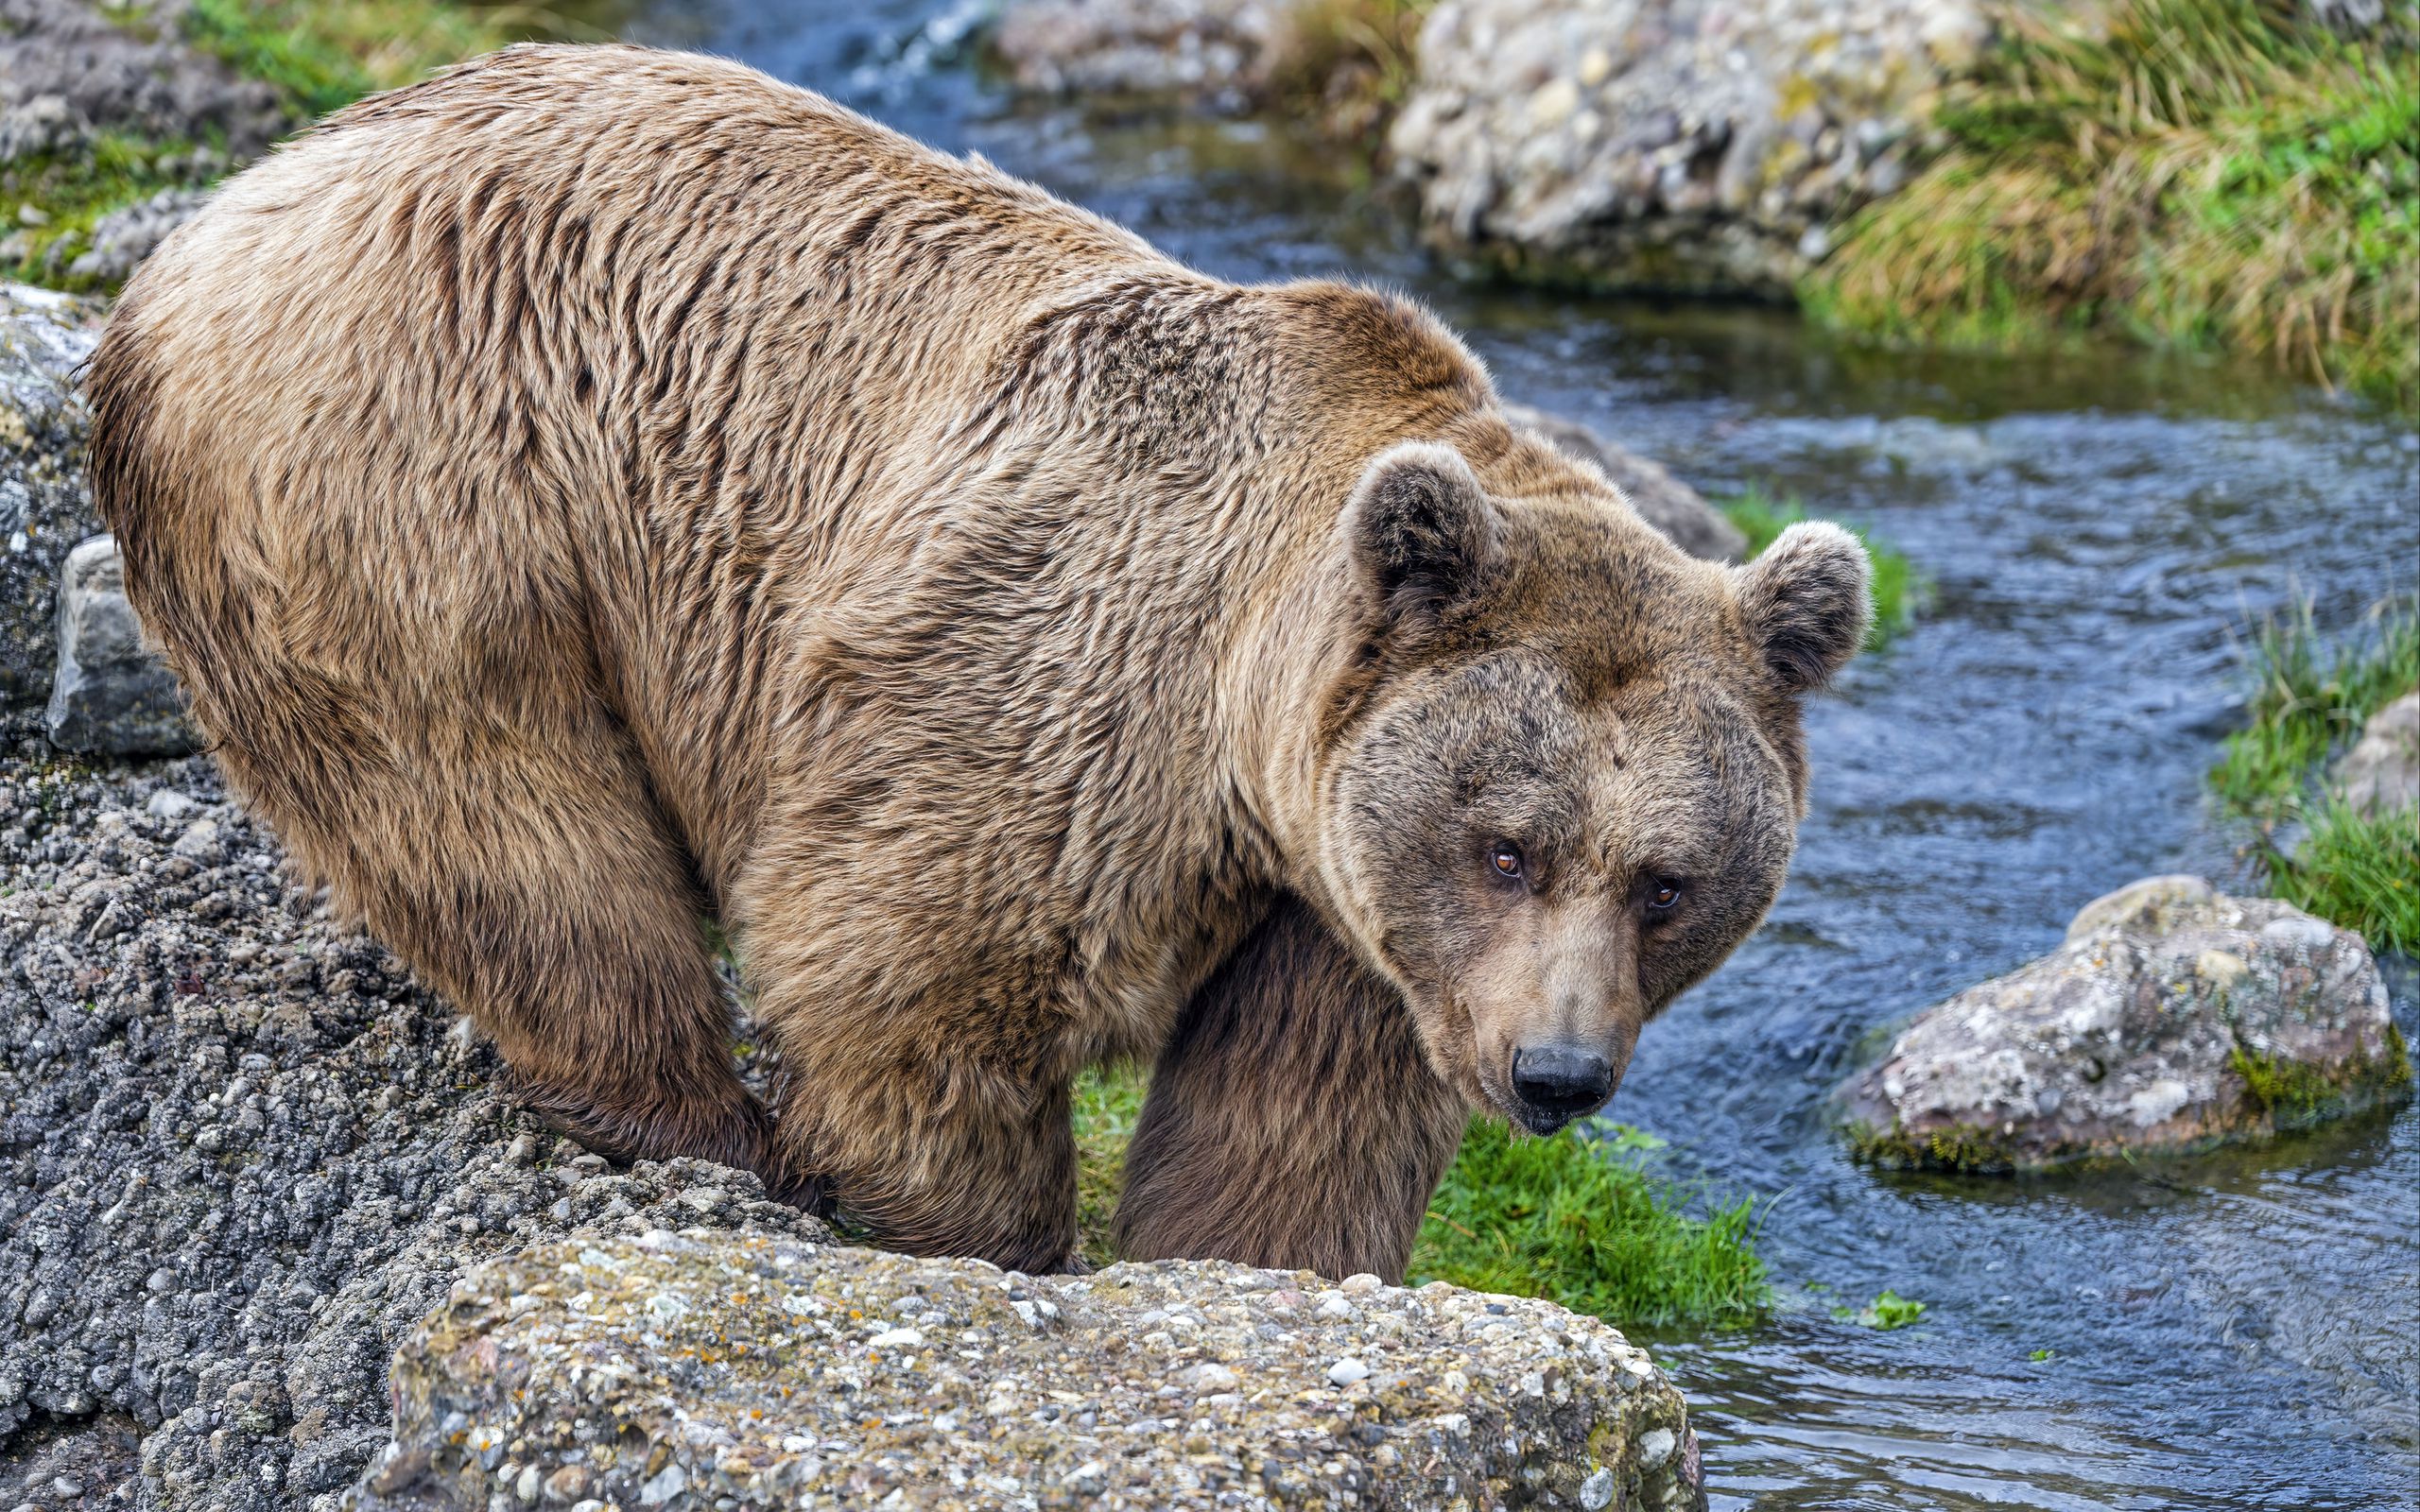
<box><xmin>610</xmin><ymin>5</ymin><xmax>2420</xmax><ymax>1504</ymax></box>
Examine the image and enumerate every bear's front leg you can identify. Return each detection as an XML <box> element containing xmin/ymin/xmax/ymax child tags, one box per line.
<box><xmin>1115</xmin><ymin>895</ymin><xmax>1469</xmax><ymax>1283</ymax></box>
<box><xmin>769</xmin><ymin>1044</ymin><xmax>1082</xmax><ymax>1274</ymax></box>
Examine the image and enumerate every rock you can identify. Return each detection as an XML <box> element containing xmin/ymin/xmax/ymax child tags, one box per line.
<box><xmin>992</xmin><ymin>0</ymin><xmax>1288</xmax><ymax>106</ymax></box>
<box><xmin>1836</xmin><ymin>878</ymin><xmax>2411</xmax><ymax>1172</ymax></box>
<box><xmin>0</xmin><ymin>744</ymin><xmax>829</xmax><ymax>1511</ymax></box>
<box><xmin>43</xmin><ymin>534</ymin><xmax>199</xmax><ymax>757</ymax></box>
<box><xmin>1502</xmin><ymin>403</ymin><xmax>1747</xmax><ymax>561</ymax></box>
<box><xmin>1387</xmin><ymin>0</ymin><xmax>1996</xmax><ymax>296</ymax></box>
<box><xmin>2334</xmin><ymin>691</ymin><xmax>2418</xmax><ymax>818</ymax></box>
<box><xmin>346</xmin><ymin>1233</ymin><xmax>1707</xmax><ymax>1512</ymax></box>
<box><xmin>0</xmin><ymin>0</ymin><xmax>288</xmax><ymax>170</ymax></box>
<box><xmin>65</xmin><ymin>188</ymin><xmax>217</xmax><ymax>286</ymax></box>
<box><xmin>0</xmin><ymin>282</ymin><xmax>105</xmax><ymax>707</ymax></box>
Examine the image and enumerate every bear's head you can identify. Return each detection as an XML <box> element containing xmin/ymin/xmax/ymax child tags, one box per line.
<box><xmin>1311</xmin><ymin>438</ymin><xmax>1870</xmax><ymax>1135</ymax></box>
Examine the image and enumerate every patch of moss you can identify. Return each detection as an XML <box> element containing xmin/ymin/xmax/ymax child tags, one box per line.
<box><xmin>1</xmin><ymin>132</ymin><xmax>206</xmax><ymax>293</ymax></box>
<box><xmin>1841</xmin><ymin>1116</ymin><xmax>2013</xmax><ymax>1174</ymax></box>
<box><xmin>2229</xmin><ymin>1022</ymin><xmax>2413</xmax><ymax>1131</ymax></box>
<box><xmin>1719</xmin><ymin>486</ymin><xmax>1924</xmax><ymax>650</ymax></box>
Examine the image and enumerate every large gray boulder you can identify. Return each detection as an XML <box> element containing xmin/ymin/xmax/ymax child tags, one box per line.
<box><xmin>44</xmin><ymin>534</ymin><xmax>199</xmax><ymax>756</ymax></box>
<box><xmin>1387</xmin><ymin>0</ymin><xmax>1994</xmax><ymax>295</ymax></box>
<box><xmin>350</xmin><ymin>1234</ymin><xmax>1706</xmax><ymax>1512</ymax></box>
<box><xmin>1836</xmin><ymin>876</ymin><xmax>2411</xmax><ymax>1172</ymax></box>
<box><xmin>1502</xmin><ymin>403</ymin><xmax>1746</xmax><ymax>561</ymax></box>
<box><xmin>1</xmin><ymin>281</ymin><xmax>106</xmax><ymax>706</ymax></box>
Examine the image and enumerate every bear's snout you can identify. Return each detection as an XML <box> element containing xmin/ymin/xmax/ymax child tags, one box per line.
<box><xmin>1509</xmin><ymin>1042</ymin><xmax>1616</xmax><ymax>1135</ymax></box>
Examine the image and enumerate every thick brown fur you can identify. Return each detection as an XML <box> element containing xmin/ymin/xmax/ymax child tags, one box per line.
<box><xmin>85</xmin><ymin>44</ymin><xmax>1867</xmax><ymax>1276</ymax></box>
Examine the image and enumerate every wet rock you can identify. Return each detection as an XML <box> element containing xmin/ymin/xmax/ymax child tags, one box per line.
<box><xmin>1836</xmin><ymin>876</ymin><xmax>2411</xmax><ymax>1172</ymax></box>
<box><xmin>0</xmin><ymin>282</ymin><xmax>105</xmax><ymax>708</ymax></box>
<box><xmin>1503</xmin><ymin>403</ymin><xmax>1747</xmax><ymax>561</ymax></box>
<box><xmin>0</xmin><ymin>743</ymin><xmax>829</xmax><ymax>1512</ymax></box>
<box><xmin>993</xmin><ymin>0</ymin><xmax>1287</xmax><ymax>106</ymax></box>
<box><xmin>43</xmin><ymin>535</ymin><xmax>199</xmax><ymax>757</ymax></box>
<box><xmin>2334</xmin><ymin>691</ymin><xmax>2418</xmax><ymax>818</ymax></box>
<box><xmin>347</xmin><ymin>1233</ymin><xmax>1707</xmax><ymax>1512</ymax></box>
<box><xmin>1388</xmin><ymin>0</ymin><xmax>1995</xmax><ymax>296</ymax></box>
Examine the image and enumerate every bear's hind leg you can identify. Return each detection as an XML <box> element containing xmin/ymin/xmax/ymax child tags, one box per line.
<box><xmin>1114</xmin><ymin>895</ymin><xmax>1469</xmax><ymax>1283</ymax></box>
<box><xmin>213</xmin><ymin>707</ymin><xmax>781</xmax><ymax>1193</ymax></box>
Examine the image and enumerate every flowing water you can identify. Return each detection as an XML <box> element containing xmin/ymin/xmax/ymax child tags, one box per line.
<box><xmin>605</xmin><ymin>6</ymin><xmax>2420</xmax><ymax>1504</ymax></box>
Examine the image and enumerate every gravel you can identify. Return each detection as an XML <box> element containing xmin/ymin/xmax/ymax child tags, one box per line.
<box><xmin>0</xmin><ymin>730</ymin><xmax>826</xmax><ymax>1512</ymax></box>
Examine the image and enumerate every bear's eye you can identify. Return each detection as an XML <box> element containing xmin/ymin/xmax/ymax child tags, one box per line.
<box><xmin>1488</xmin><ymin>841</ymin><xmax>1525</xmax><ymax>883</ymax></box>
<box><xmin>1646</xmin><ymin>879</ymin><xmax>1684</xmax><ymax>913</ymax></box>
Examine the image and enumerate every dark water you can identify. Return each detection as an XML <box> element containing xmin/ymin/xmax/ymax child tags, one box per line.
<box><xmin>611</xmin><ymin>5</ymin><xmax>2420</xmax><ymax>1505</ymax></box>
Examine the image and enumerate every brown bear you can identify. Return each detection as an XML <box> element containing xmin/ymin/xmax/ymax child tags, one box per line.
<box><xmin>87</xmin><ymin>44</ymin><xmax>1868</xmax><ymax>1277</ymax></box>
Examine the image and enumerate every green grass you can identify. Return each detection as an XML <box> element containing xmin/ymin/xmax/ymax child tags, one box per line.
<box><xmin>1408</xmin><ymin>1116</ymin><xmax>1770</xmax><ymax>1328</ymax></box>
<box><xmin>2209</xmin><ymin>597</ymin><xmax>2419</xmax><ymax>952</ymax></box>
<box><xmin>1806</xmin><ymin>0</ymin><xmax>2420</xmax><ymax>411</ymax></box>
<box><xmin>1720</xmin><ymin>487</ymin><xmax>1923</xmax><ymax>651</ymax></box>
<box><xmin>1069</xmin><ymin>1067</ymin><xmax>1769</xmax><ymax>1327</ymax></box>
<box><xmin>2</xmin><ymin>133</ymin><xmax>206</xmax><ymax>292</ymax></box>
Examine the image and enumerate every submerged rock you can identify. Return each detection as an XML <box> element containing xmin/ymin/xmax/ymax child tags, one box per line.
<box><xmin>1836</xmin><ymin>876</ymin><xmax>2411</xmax><ymax>1173</ymax></box>
<box><xmin>1</xmin><ymin>281</ymin><xmax>106</xmax><ymax>708</ymax></box>
<box><xmin>1388</xmin><ymin>0</ymin><xmax>1994</xmax><ymax>296</ymax></box>
<box><xmin>2334</xmin><ymin>690</ymin><xmax>2418</xmax><ymax>818</ymax></box>
<box><xmin>43</xmin><ymin>534</ymin><xmax>199</xmax><ymax>756</ymax></box>
<box><xmin>1502</xmin><ymin>403</ymin><xmax>1747</xmax><ymax>562</ymax></box>
<box><xmin>348</xmin><ymin>1233</ymin><xmax>1707</xmax><ymax>1512</ymax></box>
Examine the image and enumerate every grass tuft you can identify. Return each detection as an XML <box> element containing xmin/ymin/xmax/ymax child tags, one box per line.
<box><xmin>2209</xmin><ymin>596</ymin><xmax>2418</xmax><ymax>952</ymax></box>
<box><xmin>181</xmin><ymin>0</ymin><xmax>601</xmax><ymax>114</ymax></box>
<box><xmin>1070</xmin><ymin>1067</ymin><xmax>1769</xmax><ymax>1327</ymax></box>
<box><xmin>1720</xmin><ymin>487</ymin><xmax>1923</xmax><ymax>650</ymax></box>
<box><xmin>1408</xmin><ymin>1116</ymin><xmax>1770</xmax><ymax>1328</ymax></box>
<box><xmin>1805</xmin><ymin>0</ymin><xmax>2420</xmax><ymax>410</ymax></box>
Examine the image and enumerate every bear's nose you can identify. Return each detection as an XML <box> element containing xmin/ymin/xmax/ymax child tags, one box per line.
<box><xmin>1511</xmin><ymin>1043</ymin><xmax>1614</xmax><ymax>1127</ymax></box>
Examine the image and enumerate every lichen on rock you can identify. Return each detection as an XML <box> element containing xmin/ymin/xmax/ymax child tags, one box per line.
<box><xmin>1835</xmin><ymin>875</ymin><xmax>2411</xmax><ymax>1173</ymax></box>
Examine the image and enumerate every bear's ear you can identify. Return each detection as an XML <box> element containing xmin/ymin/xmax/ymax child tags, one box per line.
<box><xmin>1344</xmin><ymin>441</ymin><xmax>1503</xmax><ymax>631</ymax></box>
<box><xmin>1731</xmin><ymin>521</ymin><xmax>1873</xmax><ymax>693</ymax></box>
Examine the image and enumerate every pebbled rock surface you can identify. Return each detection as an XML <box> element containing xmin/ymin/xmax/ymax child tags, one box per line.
<box><xmin>349</xmin><ymin>1232</ymin><xmax>1707</xmax><ymax>1512</ymax></box>
<box><xmin>0</xmin><ymin>281</ymin><xmax>106</xmax><ymax>708</ymax></box>
<box><xmin>44</xmin><ymin>534</ymin><xmax>199</xmax><ymax>756</ymax></box>
<box><xmin>0</xmin><ymin>732</ymin><xmax>828</xmax><ymax>1512</ymax></box>
<box><xmin>2334</xmin><ymin>690</ymin><xmax>2419</xmax><ymax>819</ymax></box>
<box><xmin>1387</xmin><ymin>0</ymin><xmax>1995</xmax><ymax>296</ymax></box>
<box><xmin>1836</xmin><ymin>876</ymin><xmax>2411</xmax><ymax>1173</ymax></box>
<box><xmin>1502</xmin><ymin>403</ymin><xmax>1746</xmax><ymax>562</ymax></box>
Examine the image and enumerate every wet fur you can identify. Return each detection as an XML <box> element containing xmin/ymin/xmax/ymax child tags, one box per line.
<box><xmin>85</xmin><ymin>44</ymin><xmax>1863</xmax><ymax>1276</ymax></box>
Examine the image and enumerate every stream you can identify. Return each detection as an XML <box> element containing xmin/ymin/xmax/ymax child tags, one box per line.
<box><xmin>604</xmin><ymin>4</ymin><xmax>2420</xmax><ymax>1505</ymax></box>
